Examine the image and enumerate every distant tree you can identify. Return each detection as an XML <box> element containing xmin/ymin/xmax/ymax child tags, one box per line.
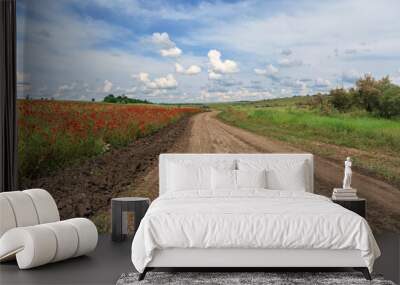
<box><xmin>330</xmin><ymin>88</ymin><xmax>352</xmax><ymax>111</ymax></box>
<box><xmin>103</xmin><ymin>94</ymin><xmax>117</xmax><ymax>103</ymax></box>
<box><xmin>378</xmin><ymin>85</ymin><xmax>400</xmax><ymax>118</ymax></box>
<box><xmin>103</xmin><ymin>94</ymin><xmax>151</xmax><ymax>104</ymax></box>
<box><xmin>91</xmin><ymin>98</ymin><xmax>95</xmax><ymax>102</ymax></box>
<box><xmin>312</xmin><ymin>75</ymin><xmax>399</xmax><ymax>118</ymax></box>
<box><xmin>354</xmin><ymin>75</ymin><xmax>382</xmax><ymax>112</ymax></box>
<box><xmin>376</xmin><ymin>76</ymin><xmax>392</xmax><ymax>92</ymax></box>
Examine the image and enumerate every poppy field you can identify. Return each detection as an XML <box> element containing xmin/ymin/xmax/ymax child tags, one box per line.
<box><xmin>17</xmin><ymin>100</ymin><xmax>199</xmax><ymax>181</ymax></box>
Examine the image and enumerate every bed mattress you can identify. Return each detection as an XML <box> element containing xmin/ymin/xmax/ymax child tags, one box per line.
<box><xmin>131</xmin><ymin>190</ymin><xmax>380</xmax><ymax>273</ymax></box>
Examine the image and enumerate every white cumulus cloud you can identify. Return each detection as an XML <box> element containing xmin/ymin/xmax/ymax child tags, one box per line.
<box><xmin>151</xmin><ymin>32</ymin><xmax>174</xmax><ymax>47</ymax></box>
<box><xmin>160</xmin><ymin>47</ymin><xmax>182</xmax><ymax>57</ymax></box>
<box><xmin>134</xmin><ymin>72</ymin><xmax>178</xmax><ymax>89</ymax></box>
<box><xmin>208</xmin><ymin>49</ymin><xmax>238</xmax><ymax>74</ymax></box>
<box><xmin>152</xmin><ymin>32</ymin><xmax>182</xmax><ymax>57</ymax></box>
<box><xmin>278</xmin><ymin>58</ymin><xmax>303</xmax><ymax>67</ymax></box>
<box><xmin>267</xmin><ymin>64</ymin><xmax>279</xmax><ymax>74</ymax></box>
<box><xmin>254</xmin><ymin>68</ymin><xmax>267</xmax><ymax>75</ymax></box>
<box><xmin>175</xmin><ymin>63</ymin><xmax>202</xmax><ymax>75</ymax></box>
<box><xmin>136</xmin><ymin>72</ymin><xmax>150</xmax><ymax>82</ymax></box>
<box><xmin>151</xmin><ymin>74</ymin><xmax>178</xmax><ymax>89</ymax></box>
<box><xmin>103</xmin><ymin>80</ymin><xmax>113</xmax><ymax>92</ymax></box>
<box><xmin>254</xmin><ymin>64</ymin><xmax>279</xmax><ymax>76</ymax></box>
<box><xmin>186</xmin><ymin>65</ymin><xmax>202</xmax><ymax>75</ymax></box>
<box><xmin>175</xmin><ymin>63</ymin><xmax>184</xmax><ymax>73</ymax></box>
<box><xmin>208</xmin><ymin>70</ymin><xmax>223</xmax><ymax>80</ymax></box>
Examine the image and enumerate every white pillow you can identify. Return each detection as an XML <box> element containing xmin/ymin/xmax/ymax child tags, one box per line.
<box><xmin>167</xmin><ymin>162</ymin><xmax>211</xmax><ymax>191</ymax></box>
<box><xmin>211</xmin><ymin>168</ymin><xmax>236</xmax><ymax>190</ymax></box>
<box><xmin>167</xmin><ymin>159</ymin><xmax>236</xmax><ymax>170</ymax></box>
<box><xmin>267</xmin><ymin>166</ymin><xmax>306</xmax><ymax>191</ymax></box>
<box><xmin>238</xmin><ymin>159</ymin><xmax>308</xmax><ymax>191</ymax></box>
<box><xmin>236</xmin><ymin>169</ymin><xmax>267</xmax><ymax>189</ymax></box>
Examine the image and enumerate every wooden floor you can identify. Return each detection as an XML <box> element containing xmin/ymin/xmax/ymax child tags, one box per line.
<box><xmin>0</xmin><ymin>233</ymin><xmax>398</xmax><ymax>285</ymax></box>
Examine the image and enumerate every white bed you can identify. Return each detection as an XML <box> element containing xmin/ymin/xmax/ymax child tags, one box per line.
<box><xmin>131</xmin><ymin>154</ymin><xmax>380</xmax><ymax>280</ymax></box>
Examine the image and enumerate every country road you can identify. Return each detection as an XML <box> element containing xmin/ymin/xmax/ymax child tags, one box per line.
<box><xmin>134</xmin><ymin>111</ymin><xmax>400</xmax><ymax>233</ymax></box>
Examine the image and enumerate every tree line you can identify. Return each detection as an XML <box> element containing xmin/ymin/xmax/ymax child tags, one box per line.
<box><xmin>329</xmin><ymin>75</ymin><xmax>400</xmax><ymax>118</ymax></box>
<box><xmin>103</xmin><ymin>94</ymin><xmax>151</xmax><ymax>105</ymax></box>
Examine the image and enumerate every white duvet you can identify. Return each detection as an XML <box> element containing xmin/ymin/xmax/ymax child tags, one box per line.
<box><xmin>131</xmin><ymin>190</ymin><xmax>380</xmax><ymax>273</ymax></box>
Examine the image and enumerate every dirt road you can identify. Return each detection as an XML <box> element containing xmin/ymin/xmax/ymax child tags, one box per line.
<box><xmin>135</xmin><ymin>111</ymin><xmax>400</xmax><ymax>233</ymax></box>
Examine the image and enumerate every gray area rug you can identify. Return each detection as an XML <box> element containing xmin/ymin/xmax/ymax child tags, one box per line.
<box><xmin>116</xmin><ymin>272</ymin><xmax>395</xmax><ymax>285</ymax></box>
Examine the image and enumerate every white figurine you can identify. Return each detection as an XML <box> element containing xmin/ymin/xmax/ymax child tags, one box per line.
<box><xmin>343</xmin><ymin>157</ymin><xmax>352</xmax><ymax>189</ymax></box>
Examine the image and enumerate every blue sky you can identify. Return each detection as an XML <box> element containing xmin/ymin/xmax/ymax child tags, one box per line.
<box><xmin>17</xmin><ymin>0</ymin><xmax>400</xmax><ymax>103</ymax></box>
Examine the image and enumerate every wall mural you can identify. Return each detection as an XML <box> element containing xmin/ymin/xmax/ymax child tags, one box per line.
<box><xmin>16</xmin><ymin>0</ymin><xmax>400</xmax><ymax>233</ymax></box>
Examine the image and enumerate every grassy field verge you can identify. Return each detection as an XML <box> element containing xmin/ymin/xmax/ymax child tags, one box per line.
<box><xmin>216</xmin><ymin>102</ymin><xmax>400</xmax><ymax>187</ymax></box>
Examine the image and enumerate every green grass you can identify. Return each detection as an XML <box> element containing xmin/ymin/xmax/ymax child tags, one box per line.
<box><xmin>216</xmin><ymin>103</ymin><xmax>400</xmax><ymax>186</ymax></box>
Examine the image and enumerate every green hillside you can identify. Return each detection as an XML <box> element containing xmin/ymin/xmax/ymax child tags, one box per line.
<box><xmin>214</xmin><ymin>76</ymin><xmax>400</xmax><ymax>188</ymax></box>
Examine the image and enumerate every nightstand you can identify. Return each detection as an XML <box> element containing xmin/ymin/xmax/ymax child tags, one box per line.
<box><xmin>111</xmin><ymin>197</ymin><xmax>150</xmax><ymax>242</ymax></box>
<box><xmin>332</xmin><ymin>198</ymin><xmax>366</xmax><ymax>218</ymax></box>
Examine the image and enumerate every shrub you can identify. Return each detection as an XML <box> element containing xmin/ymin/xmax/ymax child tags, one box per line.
<box><xmin>103</xmin><ymin>94</ymin><xmax>151</xmax><ymax>104</ymax></box>
<box><xmin>354</xmin><ymin>75</ymin><xmax>383</xmax><ymax>112</ymax></box>
<box><xmin>378</xmin><ymin>86</ymin><xmax>400</xmax><ymax>118</ymax></box>
<box><xmin>328</xmin><ymin>75</ymin><xmax>400</xmax><ymax>118</ymax></box>
<box><xmin>330</xmin><ymin>88</ymin><xmax>352</xmax><ymax>111</ymax></box>
<box><xmin>355</xmin><ymin>85</ymin><xmax>381</xmax><ymax>112</ymax></box>
<box><xmin>103</xmin><ymin>94</ymin><xmax>117</xmax><ymax>103</ymax></box>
